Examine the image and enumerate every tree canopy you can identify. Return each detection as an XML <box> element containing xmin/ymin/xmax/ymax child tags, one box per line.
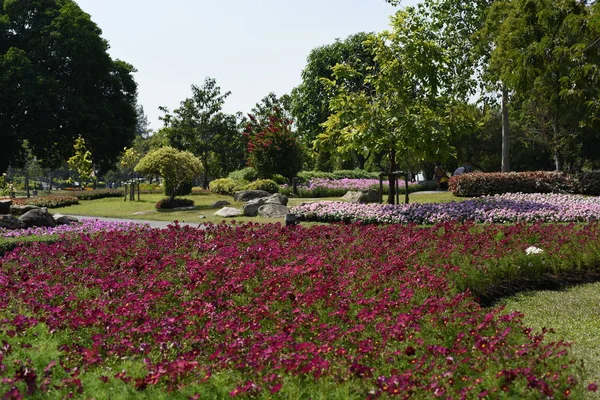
<box><xmin>134</xmin><ymin>146</ymin><xmax>202</xmax><ymax>200</ymax></box>
<box><xmin>0</xmin><ymin>0</ymin><xmax>138</xmax><ymax>173</ymax></box>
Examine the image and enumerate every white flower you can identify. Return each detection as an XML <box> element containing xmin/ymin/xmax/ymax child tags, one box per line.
<box><xmin>525</xmin><ymin>246</ymin><xmax>544</xmax><ymax>255</ymax></box>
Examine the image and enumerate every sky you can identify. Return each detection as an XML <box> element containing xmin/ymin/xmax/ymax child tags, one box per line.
<box><xmin>74</xmin><ymin>0</ymin><xmax>420</xmax><ymax>131</ymax></box>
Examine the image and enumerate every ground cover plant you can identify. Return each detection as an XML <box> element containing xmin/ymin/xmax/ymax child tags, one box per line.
<box><xmin>291</xmin><ymin>192</ymin><xmax>600</xmax><ymax>224</ymax></box>
<box><xmin>1</xmin><ymin>221</ymin><xmax>599</xmax><ymax>398</ymax></box>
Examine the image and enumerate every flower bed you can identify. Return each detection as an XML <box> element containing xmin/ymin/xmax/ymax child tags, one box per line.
<box><xmin>291</xmin><ymin>192</ymin><xmax>600</xmax><ymax>224</ymax></box>
<box><xmin>0</xmin><ymin>219</ymin><xmax>149</xmax><ymax>238</ymax></box>
<box><xmin>1</xmin><ymin>222</ymin><xmax>598</xmax><ymax>398</ymax></box>
<box><xmin>12</xmin><ymin>195</ymin><xmax>79</xmax><ymax>208</ymax></box>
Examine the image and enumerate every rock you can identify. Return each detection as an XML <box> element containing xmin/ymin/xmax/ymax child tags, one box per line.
<box><xmin>214</xmin><ymin>207</ymin><xmax>243</xmax><ymax>218</ymax></box>
<box><xmin>133</xmin><ymin>210</ymin><xmax>157</xmax><ymax>215</ymax></box>
<box><xmin>10</xmin><ymin>204</ymin><xmax>40</xmax><ymax>216</ymax></box>
<box><xmin>18</xmin><ymin>208</ymin><xmax>57</xmax><ymax>228</ymax></box>
<box><xmin>242</xmin><ymin>198</ymin><xmax>267</xmax><ymax>217</ymax></box>
<box><xmin>54</xmin><ymin>214</ymin><xmax>79</xmax><ymax>226</ymax></box>
<box><xmin>0</xmin><ymin>199</ymin><xmax>11</xmax><ymax>214</ymax></box>
<box><xmin>233</xmin><ymin>190</ymin><xmax>271</xmax><ymax>202</ymax></box>
<box><xmin>258</xmin><ymin>204</ymin><xmax>289</xmax><ymax>218</ymax></box>
<box><xmin>264</xmin><ymin>193</ymin><xmax>288</xmax><ymax>206</ymax></box>
<box><xmin>0</xmin><ymin>215</ymin><xmax>25</xmax><ymax>230</ymax></box>
<box><xmin>211</xmin><ymin>200</ymin><xmax>231</xmax><ymax>208</ymax></box>
<box><xmin>341</xmin><ymin>189</ymin><xmax>379</xmax><ymax>204</ymax></box>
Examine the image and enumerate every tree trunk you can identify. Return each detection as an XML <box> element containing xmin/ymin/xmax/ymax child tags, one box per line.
<box><xmin>387</xmin><ymin>148</ymin><xmax>396</xmax><ymax>205</ymax></box>
<box><xmin>25</xmin><ymin>169</ymin><xmax>30</xmax><ymax>198</ymax></box>
<box><xmin>554</xmin><ymin>150</ymin><xmax>562</xmax><ymax>172</ymax></box>
<box><xmin>404</xmin><ymin>176</ymin><xmax>409</xmax><ymax>204</ymax></box>
<box><xmin>501</xmin><ymin>85</ymin><xmax>510</xmax><ymax>172</ymax></box>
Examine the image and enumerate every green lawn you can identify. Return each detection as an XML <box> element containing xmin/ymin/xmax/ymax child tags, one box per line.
<box><xmin>501</xmin><ymin>283</ymin><xmax>600</xmax><ymax>398</ymax></box>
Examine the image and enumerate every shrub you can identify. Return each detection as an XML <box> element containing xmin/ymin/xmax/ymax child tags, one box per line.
<box><xmin>297</xmin><ymin>169</ymin><xmax>379</xmax><ymax>183</ymax></box>
<box><xmin>138</xmin><ymin>182</ymin><xmax>162</xmax><ymax>193</ymax></box>
<box><xmin>243</xmin><ymin>179</ymin><xmax>279</xmax><ymax>193</ymax></box>
<box><xmin>574</xmin><ymin>172</ymin><xmax>600</xmax><ymax>195</ymax></box>
<box><xmin>228</xmin><ymin>167</ymin><xmax>258</xmax><ymax>182</ymax></box>
<box><xmin>155</xmin><ymin>197</ymin><xmax>195</xmax><ymax>209</ymax></box>
<box><xmin>270</xmin><ymin>174</ymin><xmax>287</xmax><ymax>184</ymax></box>
<box><xmin>12</xmin><ymin>195</ymin><xmax>79</xmax><ymax>208</ymax></box>
<box><xmin>449</xmin><ymin>171</ymin><xmax>578</xmax><ymax>197</ymax></box>
<box><xmin>209</xmin><ymin>178</ymin><xmax>249</xmax><ymax>195</ymax></box>
<box><xmin>71</xmin><ymin>189</ymin><xmax>123</xmax><ymax>200</ymax></box>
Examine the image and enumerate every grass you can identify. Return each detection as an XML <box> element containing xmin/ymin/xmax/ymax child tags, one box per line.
<box><xmin>501</xmin><ymin>283</ymin><xmax>600</xmax><ymax>399</ymax></box>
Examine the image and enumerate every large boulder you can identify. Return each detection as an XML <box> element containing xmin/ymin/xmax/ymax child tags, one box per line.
<box><xmin>242</xmin><ymin>198</ymin><xmax>267</xmax><ymax>217</ymax></box>
<box><xmin>258</xmin><ymin>204</ymin><xmax>289</xmax><ymax>218</ymax></box>
<box><xmin>0</xmin><ymin>199</ymin><xmax>11</xmax><ymax>214</ymax></box>
<box><xmin>214</xmin><ymin>207</ymin><xmax>243</xmax><ymax>218</ymax></box>
<box><xmin>233</xmin><ymin>190</ymin><xmax>271</xmax><ymax>202</ymax></box>
<box><xmin>54</xmin><ymin>214</ymin><xmax>79</xmax><ymax>226</ymax></box>
<box><xmin>0</xmin><ymin>215</ymin><xmax>25</xmax><ymax>230</ymax></box>
<box><xmin>10</xmin><ymin>204</ymin><xmax>40</xmax><ymax>216</ymax></box>
<box><xmin>341</xmin><ymin>189</ymin><xmax>379</xmax><ymax>204</ymax></box>
<box><xmin>264</xmin><ymin>193</ymin><xmax>288</xmax><ymax>206</ymax></box>
<box><xmin>210</xmin><ymin>200</ymin><xmax>230</xmax><ymax>209</ymax></box>
<box><xmin>18</xmin><ymin>208</ymin><xmax>57</xmax><ymax>228</ymax></box>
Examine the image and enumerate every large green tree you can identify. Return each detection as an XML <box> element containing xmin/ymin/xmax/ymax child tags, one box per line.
<box><xmin>0</xmin><ymin>0</ymin><xmax>138</xmax><ymax>173</ymax></box>
<box><xmin>319</xmin><ymin>8</ymin><xmax>475</xmax><ymax>204</ymax></box>
<box><xmin>487</xmin><ymin>0</ymin><xmax>600</xmax><ymax>171</ymax></box>
<box><xmin>291</xmin><ymin>32</ymin><xmax>378</xmax><ymax>171</ymax></box>
<box><xmin>159</xmin><ymin>77</ymin><xmax>246</xmax><ymax>188</ymax></box>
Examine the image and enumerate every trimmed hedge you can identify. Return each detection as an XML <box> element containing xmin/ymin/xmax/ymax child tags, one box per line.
<box><xmin>297</xmin><ymin>169</ymin><xmax>379</xmax><ymax>183</ymax></box>
<box><xmin>209</xmin><ymin>178</ymin><xmax>249</xmax><ymax>195</ymax></box>
<box><xmin>72</xmin><ymin>189</ymin><xmax>123</xmax><ymax>200</ymax></box>
<box><xmin>12</xmin><ymin>195</ymin><xmax>79</xmax><ymax>208</ymax></box>
<box><xmin>449</xmin><ymin>171</ymin><xmax>600</xmax><ymax>197</ymax></box>
<box><xmin>242</xmin><ymin>179</ymin><xmax>279</xmax><ymax>193</ymax></box>
<box><xmin>228</xmin><ymin>167</ymin><xmax>258</xmax><ymax>182</ymax></box>
<box><xmin>155</xmin><ymin>198</ymin><xmax>195</xmax><ymax>209</ymax></box>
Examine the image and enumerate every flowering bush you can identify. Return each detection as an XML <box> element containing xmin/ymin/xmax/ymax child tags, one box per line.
<box><xmin>291</xmin><ymin>192</ymin><xmax>600</xmax><ymax>224</ymax></box>
<box><xmin>1</xmin><ymin>222</ymin><xmax>597</xmax><ymax>398</ymax></box>
<box><xmin>0</xmin><ymin>219</ymin><xmax>149</xmax><ymax>238</ymax></box>
<box><xmin>12</xmin><ymin>195</ymin><xmax>79</xmax><ymax>208</ymax></box>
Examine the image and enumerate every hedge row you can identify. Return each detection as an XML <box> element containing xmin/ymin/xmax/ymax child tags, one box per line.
<box><xmin>209</xmin><ymin>178</ymin><xmax>280</xmax><ymax>196</ymax></box>
<box><xmin>296</xmin><ymin>169</ymin><xmax>380</xmax><ymax>183</ymax></box>
<box><xmin>449</xmin><ymin>171</ymin><xmax>600</xmax><ymax>197</ymax></box>
<box><xmin>71</xmin><ymin>189</ymin><xmax>124</xmax><ymax>200</ymax></box>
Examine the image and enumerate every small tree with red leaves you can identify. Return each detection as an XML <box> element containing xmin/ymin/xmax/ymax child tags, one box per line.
<box><xmin>244</xmin><ymin>112</ymin><xmax>303</xmax><ymax>184</ymax></box>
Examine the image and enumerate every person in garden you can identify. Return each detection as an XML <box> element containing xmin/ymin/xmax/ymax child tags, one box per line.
<box><xmin>434</xmin><ymin>162</ymin><xmax>446</xmax><ymax>190</ymax></box>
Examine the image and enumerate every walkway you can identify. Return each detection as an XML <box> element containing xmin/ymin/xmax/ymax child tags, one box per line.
<box><xmin>64</xmin><ymin>215</ymin><xmax>203</xmax><ymax>230</ymax></box>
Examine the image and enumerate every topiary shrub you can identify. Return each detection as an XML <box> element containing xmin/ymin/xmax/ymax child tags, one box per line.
<box><xmin>163</xmin><ymin>181</ymin><xmax>193</xmax><ymax>197</ymax></box>
<box><xmin>209</xmin><ymin>178</ymin><xmax>249</xmax><ymax>195</ymax></box>
<box><xmin>155</xmin><ymin>198</ymin><xmax>195</xmax><ymax>209</ymax></box>
<box><xmin>228</xmin><ymin>167</ymin><xmax>258</xmax><ymax>182</ymax></box>
<box><xmin>270</xmin><ymin>174</ymin><xmax>288</xmax><ymax>184</ymax></box>
<box><xmin>242</xmin><ymin>179</ymin><xmax>279</xmax><ymax>193</ymax></box>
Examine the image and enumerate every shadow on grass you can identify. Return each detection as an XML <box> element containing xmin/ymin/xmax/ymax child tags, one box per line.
<box><xmin>478</xmin><ymin>270</ymin><xmax>600</xmax><ymax>307</ymax></box>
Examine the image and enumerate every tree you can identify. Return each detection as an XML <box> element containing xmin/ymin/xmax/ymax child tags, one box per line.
<box><xmin>0</xmin><ymin>0</ymin><xmax>138</xmax><ymax>173</ymax></box>
<box><xmin>159</xmin><ymin>78</ymin><xmax>245</xmax><ymax>187</ymax></box>
<box><xmin>486</xmin><ymin>0</ymin><xmax>600</xmax><ymax>171</ymax></box>
<box><xmin>291</xmin><ymin>32</ymin><xmax>378</xmax><ymax>170</ymax></box>
<box><xmin>67</xmin><ymin>136</ymin><xmax>93</xmax><ymax>189</ymax></box>
<box><xmin>319</xmin><ymin>8</ymin><xmax>475</xmax><ymax>204</ymax></box>
<box><xmin>244</xmin><ymin>112</ymin><xmax>303</xmax><ymax>184</ymax></box>
<box><xmin>134</xmin><ymin>147</ymin><xmax>202</xmax><ymax>200</ymax></box>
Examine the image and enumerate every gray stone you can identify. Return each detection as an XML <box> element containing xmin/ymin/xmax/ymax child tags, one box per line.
<box><xmin>18</xmin><ymin>208</ymin><xmax>57</xmax><ymax>228</ymax></box>
<box><xmin>54</xmin><ymin>214</ymin><xmax>79</xmax><ymax>226</ymax></box>
<box><xmin>264</xmin><ymin>193</ymin><xmax>288</xmax><ymax>206</ymax></box>
<box><xmin>214</xmin><ymin>207</ymin><xmax>243</xmax><ymax>218</ymax></box>
<box><xmin>341</xmin><ymin>189</ymin><xmax>379</xmax><ymax>204</ymax></box>
<box><xmin>211</xmin><ymin>200</ymin><xmax>231</xmax><ymax>208</ymax></box>
<box><xmin>242</xmin><ymin>198</ymin><xmax>267</xmax><ymax>217</ymax></box>
<box><xmin>0</xmin><ymin>199</ymin><xmax>11</xmax><ymax>215</ymax></box>
<box><xmin>0</xmin><ymin>214</ymin><xmax>25</xmax><ymax>230</ymax></box>
<box><xmin>10</xmin><ymin>204</ymin><xmax>40</xmax><ymax>216</ymax></box>
<box><xmin>258</xmin><ymin>204</ymin><xmax>289</xmax><ymax>218</ymax></box>
<box><xmin>233</xmin><ymin>190</ymin><xmax>271</xmax><ymax>202</ymax></box>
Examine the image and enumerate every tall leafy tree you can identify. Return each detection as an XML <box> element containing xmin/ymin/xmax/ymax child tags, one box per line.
<box><xmin>0</xmin><ymin>0</ymin><xmax>138</xmax><ymax>173</ymax></box>
<box><xmin>487</xmin><ymin>0</ymin><xmax>600</xmax><ymax>171</ymax></box>
<box><xmin>319</xmin><ymin>8</ymin><xmax>478</xmax><ymax>204</ymax></box>
<box><xmin>159</xmin><ymin>77</ymin><xmax>245</xmax><ymax>188</ymax></box>
<box><xmin>291</xmin><ymin>32</ymin><xmax>377</xmax><ymax>170</ymax></box>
